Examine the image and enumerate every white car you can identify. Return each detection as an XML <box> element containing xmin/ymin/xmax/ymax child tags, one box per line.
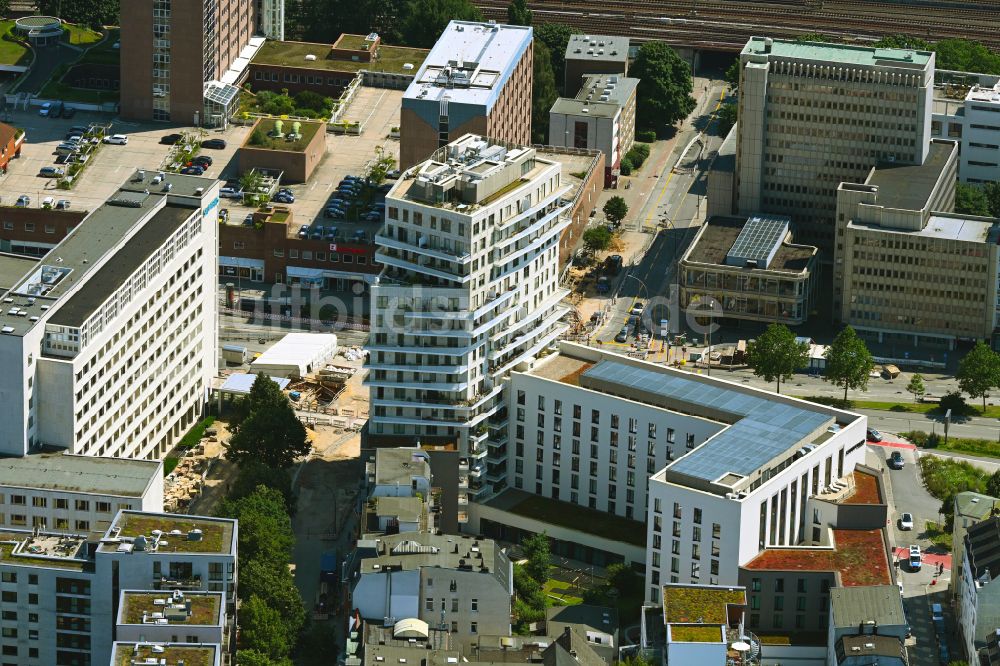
<box><xmin>909</xmin><ymin>544</ymin><xmax>922</xmax><ymax>570</ymax></box>
<box><xmin>38</xmin><ymin>102</ymin><xmax>51</xmax><ymax>116</ymax></box>
<box><xmin>104</xmin><ymin>134</ymin><xmax>129</xmax><ymax>145</ymax></box>
<box><xmin>899</xmin><ymin>513</ymin><xmax>914</xmax><ymax>530</ymax></box>
<box><xmin>630</xmin><ymin>302</ymin><xmax>644</xmax><ymax>316</ymax></box>
<box><xmin>41</xmin><ymin>197</ymin><xmax>54</xmax><ymax>209</ymax></box>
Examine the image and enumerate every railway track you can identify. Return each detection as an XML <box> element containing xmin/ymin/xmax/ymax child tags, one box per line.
<box><xmin>476</xmin><ymin>0</ymin><xmax>1000</xmax><ymax>51</ymax></box>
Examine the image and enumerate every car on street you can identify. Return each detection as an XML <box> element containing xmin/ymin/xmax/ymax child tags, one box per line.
<box><xmin>909</xmin><ymin>545</ymin><xmax>921</xmax><ymax>570</ymax></box>
<box><xmin>866</xmin><ymin>428</ymin><xmax>883</xmax><ymax>442</ymax></box>
<box><xmin>39</xmin><ymin>166</ymin><xmax>64</xmax><ymax>178</ymax></box>
<box><xmin>38</xmin><ymin>102</ymin><xmax>52</xmax><ymax>116</ymax></box>
<box><xmin>297</xmin><ymin>225</ymin><xmax>309</xmax><ymax>239</ymax></box>
<box><xmin>931</xmin><ymin>603</ymin><xmax>944</xmax><ymax>623</ymax></box>
<box><xmin>605</xmin><ymin>254</ymin><xmax>623</xmax><ymax>275</ymax></box>
<box><xmin>596</xmin><ymin>276</ymin><xmax>610</xmax><ymax>294</ymax></box>
<box><xmin>103</xmin><ymin>134</ymin><xmax>129</xmax><ymax>145</ymax></box>
<box><xmin>15</xmin><ymin>195</ymin><xmax>30</xmax><ymax>207</ymax></box>
<box><xmin>161</xmin><ymin>133</ymin><xmax>184</xmax><ymax>145</ymax></box>
<box><xmin>615</xmin><ymin>326</ymin><xmax>630</xmax><ymax>343</ymax></box>
<box><xmin>219</xmin><ymin>187</ymin><xmax>242</xmax><ymax>199</ymax></box>
<box><xmin>899</xmin><ymin>513</ymin><xmax>913</xmax><ymax>530</ymax></box>
<box><xmin>201</xmin><ymin>138</ymin><xmax>227</xmax><ymax>149</ymax></box>
<box><xmin>630</xmin><ymin>302</ymin><xmax>644</xmax><ymax>316</ymax></box>
<box><xmin>55</xmin><ymin>199</ymin><xmax>71</xmax><ymax>210</ymax></box>
<box><xmin>888</xmin><ymin>451</ymin><xmax>904</xmax><ymax>470</ymax></box>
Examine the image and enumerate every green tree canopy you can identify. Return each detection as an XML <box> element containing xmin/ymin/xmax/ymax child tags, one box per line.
<box><xmin>717</xmin><ymin>102</ymin><xmax>738</xmax><ymax>136</ymax></box>
<box><xmin>225</xmin><ymin>374</ymin><xmax>310</xmax><ymax>468</ymax></box>
<box><xmin>874</xmin><ymin>34</ymin><xmax>932</xmax><ymax>50</ymax></box>
<box><xmin>582</xmin><ymin>226</ymin><xmax>612</xmax><ymax>252</ymax></box>
<box><xmin>532</xmin><ymin>41</ymin><xmax>558</xmax><ymax>144</ymax></box>
<box><xmin>401</xmin><ymin>0</ymin><xmax>483</xmax><ymax>48</ymax></box>
<box><xmin>906</xmin><ymin>373</ymin><xmax>926</xmax><ymax>403</ymax></box>
<box><xmin>987</xmin><ymin>471</ymin><xmax>1000</xmax><ymax>499</ymax></box>
<box><xmin>535</xmin><ymin>23</ymin><xmax>580</xmax><ymax>94</ymax></box>
<box><xmin>231</xmin><ymin>461</ymin><xmax>294</xmax><ymax>508</ymax></box>
<box><xmin>507</xmin><ymin>0</ymin><xmax>532</xmax><ymax>25</ymax></box>
<box><xmin>724</xmin><ymin>60</ymin><xmax>740</xmax><ymax>88</ymax></box>
<box><xmin>934</xmin><ymin>39</ymin><xmax>1000</xmax><ymax>75</ymax></box>
<box><xmin>630</xmin><ymin>42</ymin><xmax>696</xmax><ymax>135</ymax></box>
<box><xmin>217</xmin><ymin>486</ymin><xmax>295</xmax><ymax>568</ymax></box>
<box><xmin>366</xmin><ymin>146</ymin><xmax>397</xmax><ymax>185</ymax></box>
<box><xmin>235</xmin><ymin>649</ymin><xmax>294</xmax><ymax>666</ymax></box>
<box><xmin>521</xmin><ymin>532</ymin><xmax>551</xmax><ymax>583</ymax></box>
<box><xmin>603</xmin><ymin>196</ymin><xmax>629</xmax><ymax>225</ymax></box>
<box><xmin>956</xmin><ymin>182</ymin><xmax>991</xmax><ymax>216</ymax></box>
<box><xmin>240</xmin><ymin>596</ymin><xmax>293</xmax><ymax>659</ymax></box>
<box><xmin>957</xmin><ymin>341</ymin><xmax>1000</xmax><ymax>412</ymax></box>
<box><xmin>983</xmin><ymin>182</ymin><xmax>1000</xmax><ymax>218</ymax></box>
<box><xmin>38</xmin><ymin>0</ymin><xmax>118</xmax><ymax>26</ymax></box>
<box><xmin>746</xmin><ymin>323</ymin><xmax>809</xmax><ymax>394</ymax></box>
<box><xmin>824</xmin><ymin>326</ymin><xmax>875</xmax><ymax>403</ymax></box>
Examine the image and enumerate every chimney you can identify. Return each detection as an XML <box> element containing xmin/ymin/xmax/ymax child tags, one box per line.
<box><xmin>764</xmin><ymin>37</ymin><xmax>773</xmax><ymax>54</ymax></box>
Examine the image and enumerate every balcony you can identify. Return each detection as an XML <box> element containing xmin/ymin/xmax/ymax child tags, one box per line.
<box><xmin>154</xmin><ymin>576</ymin><xmax>203</xmax><ymax>591</ymax></box>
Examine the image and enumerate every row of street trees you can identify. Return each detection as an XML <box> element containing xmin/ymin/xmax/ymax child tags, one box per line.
<box><xmin>748</xmin><ymin>324</ymin><xmax>1000</xmax><ymax>414</ymax></box>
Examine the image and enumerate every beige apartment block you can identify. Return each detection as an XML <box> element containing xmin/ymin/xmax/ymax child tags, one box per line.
<box><xmin>835</xmin><ymin>140</ymin><xmax>1000</xmax><ymax>349</ymax></box>
<box><xmin>733</xmin><ymin>37</ymin><xmax>935</xmax><ymax>253</ymax></box>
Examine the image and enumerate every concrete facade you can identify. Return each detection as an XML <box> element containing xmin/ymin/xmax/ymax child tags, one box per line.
<box><xmin>563</xmin><ymin>35</ymin><xmax>629</xmax><ymax>97</ymax></box>
<box><xmin>932</xmin><ymin>74</ymin><xmax>1000</xmax><ymax>184</ymax></box>
<box><xmin>237</xmin><ymin>119</ymin><xmax>327</xmax><ymax>183</ymax></box>
<box><xmin>399</xmin><ymin>22</ymin><xmax>533</xmax><ymax>168</ymax></box>
<box><xmin>732</xmin><ymin>37</ymin><xmax>934</xmax><ymax>253</ymax></box>
<box><xmin>834</xmin><ymin>140</ymin><xmax>1000</xmax><ymax>347</ymax></box>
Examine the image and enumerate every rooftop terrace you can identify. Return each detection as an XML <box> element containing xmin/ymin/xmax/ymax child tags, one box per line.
<box><xmin>102</xmin><ymin>512</ymin><xmax>234</xmax><ymax>555</ymax></box>
<box><xmin>743</xmin><ymin>529</ymin><xmax>891</xmax><ymax>586</ymax></box>
<box><xmin>113</xmin><ymin>642</ymin><xmax>219</xmax><ymax>666</ymax></box>
<box><xmin>120</xmin><ymin>591</ymin><xmax>223</xmax><ymax>626</ymax></box>
<box><xmin>252</xmin><ymin>40</ymin><xmax>427</xmax><ymax>74</ymax></box>
<box><xmin>243</xmin><ymin>118</ymin><xmax>323</xmax><ymax>152</ymax></box>
<box><xmin>0</xmin><ymin>529</ymin><xmax>89</xmax><ymax>570</ymax></box>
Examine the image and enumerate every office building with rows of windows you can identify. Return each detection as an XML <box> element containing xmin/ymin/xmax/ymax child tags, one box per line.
<box><xmin>0</xmin><ymin>171</ymin><xmax>218</xmax><ymax>460</ymax></box>
<box><xmin>932</xmin><ymin>75</ymin><xmax>1000</xmax><ymax>185</ymax></box>
<box><xmin>366</xmin><ymin>135</ymin><xmax>571</xmax><ymax>493</ymax></box>
<box><xmin>724</xmin><ymin>36</ymin><xmax>935</xmax><ymax>253</ymax></box>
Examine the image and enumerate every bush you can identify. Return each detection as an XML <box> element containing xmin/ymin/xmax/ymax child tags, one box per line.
<box><xmin>619</xmin><ymin>156</ymin><xmax>634</xmax><ymax>176</ymax></box>
<box><xmin>636</xmin><ymin>129</ymin><xmax>657</xmax><ymax>143</ymax></box>
<box><xmin>940</xmin><ymin>391</ymin><xmax>968</xmax><ymax>414</ymax></box>
<box><xmin>918</xmin><ymin>455</ymin><xmax>988</xmax><ymax>502</ymax></box>
<box><xmin>294</xmin><ymin>108</ymin><xmax>319</xmax><ymax>119</ymax></box>
<box><xmin>292</xmin><ymin>90</ymin><xmax>331</xmax><ymax>113</ymax></box>
<box><xmin>625</xmin><ymin>144</ymin><xmax>650</xmax><ymax>170</ymax></box>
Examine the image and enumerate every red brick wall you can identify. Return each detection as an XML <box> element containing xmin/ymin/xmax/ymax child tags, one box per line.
<box><xmin>247</xmin><ymin>63</ymin><xmax>357</xmax><ymax>98</ymax></box>
<box><xmin>560</xmin><ymin>151</ymin><xmax>605</xmax><ymax>266</ymax></box>
<box><xmin>0</xmin><ymin>208</ymin><xmax>88</xmax><ymax>245</ymax></box>
<box><xmin>238</xmin><ymin>120</ymin><xmax>327</xmax><ymax>183</ymax></box>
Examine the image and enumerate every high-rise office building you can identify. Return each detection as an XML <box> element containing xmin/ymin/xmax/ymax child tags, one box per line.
<box><xmin>121</xmin><ymin>0</ymin><xmax>271</xmax><ymax>123</ymax></box>
<box><xmin>730</xmin><ymin>37</ymin><xmax>935</xmax><ymax>251</ymax></box>
<box><xmin>366</xmin><ymin>135</ymin><xmax>570</xmax><ymax>492</ymax></box>
<box><xmin>0</xmin><ymin>171</ymin><xmax>219</xmax><ymax>460</ymax></box>
<box><xmin>399</xmin><ymin>21</ymin><xmax>533</xmax><ymax>168</ymax></box>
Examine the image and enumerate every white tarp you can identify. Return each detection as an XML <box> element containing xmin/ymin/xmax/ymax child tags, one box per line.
<box><xmin>250</xmin><ymin>332</ymin><xmax>338</xmax><ymax>378</ymax></box>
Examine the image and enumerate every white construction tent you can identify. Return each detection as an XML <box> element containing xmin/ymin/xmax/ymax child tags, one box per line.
<box><xmin>250</xmin><ymin>332</ymin><xmax>338</xmax><ymax>378</ymax></box>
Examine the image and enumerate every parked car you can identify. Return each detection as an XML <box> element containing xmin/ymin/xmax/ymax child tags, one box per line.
<box><xmin>273</xmin><ymin>193</ymin><xmax>294</xmax><ymax>204</ymax></box>
<box><xmin>867</xmin><ymin>428</ymin><xmax>883</xmax><ymax>442</ymax></box>
<box><xmin>908</xmin><ymin>544</ymin><xmax>921</xmax><ymax>570</ymax></box>
<box><xmin>605</xmin><ymin>254</ymin><xmax>623</xmax><ymax>275</ymax></box>
<box><xmin>104</xmin><ymin>134</ymin><xmax>129</xmax><ymax>145</ymax></box>
<box><xmin>899</xmin><ymin>513</ymin><xmax>913</xmax><ymax>530</ymax></box>
<box><xmin>311</xmin><ymin>226</ymin><xmax>324</xmax><ymax>240</ymax></box>
<box><xmin>325</xmin><ymin>227</ymin><xmax>338</xmax><ymax>241</ymax></box>
<box><xmin>353</xmin><ymin>229</ymin><xmax>367</xmax><ymax>241</ymax></box>
<box><xmin>65</xmin><ymin>132</ymin><xmax>83</xmax><ymax>142</ymax></box>
<box><xmin>386</xmin><ymin>169</ymin><xmax>401</xmax><ymax>179</ymax></box>
<box><xmin>219</xmin><ymin>187</ymin><xmax>242</xmax><ymax>199</ymax></box>
<box><xmin>615</xmin><ymin>326</ymin><xmax>630</xmax><ymax>343</ymax></box>
<box><xmin>201</xmin><ymin>138</ymin><xmax>227</xmax><ymax>149</ymax></box>
<box><xmin>931</xmin><ymin>603</ymin><xmax>944</xmax><ymax>623</ymax></box>
<box><xmin>55</xmin><ymin>199</ymin><xmax>71</xmax><ymax>210</ymax></box>
<box><xmin>938</xmin><ymin>642</ymin><xmax>949</xmax><ymax>665</ymax></box>
<box><xmin>324</xmin><ymin>208</ymin><xmax>345</xmax><ymax>219</ymax></box>
<box><xmin>61</xmin><ymin>106</ymin><xmax>76</xmax><ymax>119</ymax></box>
<box><xmin>192</xmin><ymin>155</ymin><xmax>213</xmax><ymax>167</ymax></box>
<box><xmin>364</xmin><ymin>211</ymin><xmax>381</xmax><ymax>222</ymax></box>
<box><xmin>41</xmin><ymin>196</ymin><xmax>54</xmax><ymax>208</ymax></box>
<box><xmin>243</xmin><ymin>213</ymin><xmax>254</xmax><ymax>226</ymax></box>
<box><xmin>39</xmin><ymin>166</ymin><xmax>64</xmax><ymax>178</ymax></box>
<box><xmin>596</xmin><ymin>276</ymin><xmax>610</xmax><ymax>294</ymax></box>
<box><xmin>161</xmin><ymin>133</ymin><xmax>184</xmax><ymax>145</ymax></box>
<box><xmin>180</xmin><ymin>165</ymin><xmax>204</xmax><ymax>175</ymax></box>
<box><xmin>277</xmin><ymin>187</ymin><xmax>293</xmax><ymax>196</ymax></box>
<box><xmin>297</xmin><ymin>225</ymin><xmax>309</xmax><ymax>239</ymax></box>
<box><xmin>38</xmin><ymin>102</ymin><xmax>52</xmax><ymax>117</ymax></box>
<box><xmin>888</xmin><ymin>451</ymin><xmax>904</xmax><ymax>470</ymax></box>
<box><xmin>69</xmin><ymin>125</ymin><xmax>90</xmax><ymax>135</ymax></box>
<box><xmin>15</xmin><ymin>195</ymin><xmax>30</xmax><ymax>207</ymax></box>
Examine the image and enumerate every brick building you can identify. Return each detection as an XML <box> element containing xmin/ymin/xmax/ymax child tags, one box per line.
<box><xmin>0</xmin><ymin>208</ymin><xmax>88</xmax><ymax>257</ymax></box>
<box><xmin>0</xmin><ymin>122</ymin><xmax>25</xmax><ymax>172</ymax></box>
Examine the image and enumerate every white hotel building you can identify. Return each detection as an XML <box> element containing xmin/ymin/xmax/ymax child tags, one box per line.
<box><xmin>367</xmin><ymin>134</ymin><xmax>571</xmax><ymax>488</ymax></box>
<box><xmin>467</xmin><ymin>343</ymin><xmax>866</xmax><ymax>600</ymax></box>
<box><xmin>0</xmin><ymin>171</ymin><xmax>218</xmax><ymax>460</ymax></box>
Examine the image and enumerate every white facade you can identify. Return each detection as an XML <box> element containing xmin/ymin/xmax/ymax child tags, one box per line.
<box><xmin>249</xmin><ymin>332</ymin><xmax>337</xmax><ymax>378</ymax></box>
<box><xmin>116</xmin><ymin>590</ymin><xmax>227</xmax><ymax>646</ymax></box>
<box><xmin>367</xmin><ymin>135</ymin><xmax>571</xmax><ymax>493</ymax></box>
<box><xmin>932</xmin><ymin>77</ymin><xmax>1000</xmax><ymax>184</ymax></box>
<box><xmin>259</xmin><ymin>0</ymin><xmax>285</xmax><ymax>41</ymax></box>
<box><xmin>0</xmin><ymin>171</ymin><xmax>219</xmax><ymax>460</ymax></box>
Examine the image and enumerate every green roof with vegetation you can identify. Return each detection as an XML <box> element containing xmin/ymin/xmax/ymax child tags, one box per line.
<box><xmin>662</xmin><ymin>586</ymin><xmax>745</xmax><ymax>624</ymax></box>
<box><xmin>244</xmin><ymin>118</ymin><xmax>322</xmax><ymax>152</ymax></box>
<box><xmin>252</xmin><ymin>40</ymin><xmax>428</xmax><ymax>73</ymax></box>
<box><xmin>0</xmin><ymin>21</ymin><xmax>30</xmax><ymax>67</ymax></box>
<box><xmin>113</xmin><ymin>514</ymin><xmax>232</xmax><ymax>554</ymax></box>
<box><xmin>669</xmin><ymin>625</ymin><xmax>724</xmax><ymax>643</ymax></box>
<box><xmin>122</xmin><ymin>592</ymin><xmax>221</xmax><ymax>625</ymax></box>
<box><xmin>114</xmin><ymin>644</ymin><xmax>216</xmax><ymax>666</ymax></box>
<box><xmin>336</xmin><ymin>34</ymin><xmax>374</xmax><ymax>51</ymax></box>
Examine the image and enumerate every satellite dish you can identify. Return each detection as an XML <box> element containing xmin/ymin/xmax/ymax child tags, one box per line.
<box><xmin>731</xmin><ymin>642</ymin><xmax>751</xmax><ymax>652</ymax></box>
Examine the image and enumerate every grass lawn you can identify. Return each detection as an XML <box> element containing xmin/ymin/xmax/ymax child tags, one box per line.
<box><xmin>78</xmin><ymin>28</ymin><xmax>119</xmax><ymax>65</ymax></box>
<box><xmin>117</xmin><ymin>515</ymin><xmax>228</xmax><ymax>554</ymax></box>
<box><xmin>246</xmin><ymin>118</ymin><xmax>323</xmax><ymax>152</ymax></box>
<box><xmin>543</xmin><ymin>578</ymin><xmax>583</xmax><ymax>605</ymax></box>
<box><xmin>797</xmin><ymin>395</ymin><xmax>1000</xmax><ymax>420</ymax></box>
<box><xmin>38</xmin><ymin>77</ymin><xmax>118</xmax><ymax>104</ymax></box>
<box><xmin>253</xmin><ymin>40</ymin><xmax>427</xmax><ymax>73</ymax></box>
<box><xmin>902</xmin><ymin>430</ymin><xmax>1000</xmax><ymax>459</ymax></box>
<box><xmin>0</xmin><ymin>21</ymin><xmax>30</xmax><ymax>67</ymax></box>
<box><xmin>918</xmin><ymin>456</ymin><xmax>988</xmax><ymax>501</ymax></box>
<box><xmin>336</xmin><ymin>34</ymin><xmax>372</xmax><ymax>50</ymax></box>
<box><xmin>123</xmin><ymin>592</ymin><xmax>221</xmax><ymax>624</ymax></box>
<box><xmin>669</xmin><ymin>625</ymin><xmax>723</xmax><ymax>643</ymax></box>
<box><xmin>164</xmin><ymin>457</ymin><xmax>180</xmax><ymax>476</ymax></box>
<box><xmin>178</xmin><ymin>416</ymin><xmax>215</xmax><ymax>450</ymax></box>
<box><xmin>63</xmin><ymin>24</ymin><xmax>103</xmax><ymax>45</ymax></box>
<box><xmin>925</xmin><ymin>521</ymin><xmax>952</xmax><ymax>552</ymax></box>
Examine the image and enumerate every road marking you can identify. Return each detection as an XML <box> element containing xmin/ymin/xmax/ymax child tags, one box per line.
<box><xmin>867</xmin><ymin>440</ymin><xmax>917</xmax><ymax>450</ymax></box>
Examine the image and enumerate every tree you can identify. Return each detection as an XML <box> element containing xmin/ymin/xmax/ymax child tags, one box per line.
<box><xmin>746</xmin><ymin>323</ymin><xmax>809</xmax><ymax>394</ymax></box>
<box><xmin>582</xmin><ymin>226</ymin><xmax>612</xmax><ymax>253</ymax></box>
<box><xmin>293</xmin><ymin>90</ymin><xmax>332</xmax><ymax>114</ymax></box>
<box><xmin>906</xmin><ymin>373</ymin><xmax>926</xmax><ymax>403</ymax></box>
<box><xmin>532</xmin><ymin>42</ymin><xmax>558</xmax><ymax>144</ymax></box>
<box><xmin>716</xmin><ymin>102</ymin><xmax>738</xmax><ymax>135</ymax></box>
<box><xmin>824</xmin><ymin>326</ymin><xmax>875</xmax><ymax>403</ymax></box>
<box><xmin>240</xmin><ymin>559</ymin><xmax>307</xmax><ymax>642</ymax></box>
<box><xmin>724</xmin><ymin>59</ymin><xmax>740</xmax><ymax>89</ymax></box>
<box><xmin>956</xmin><ymin>182</ymin><xmax>991</xmax><ymax>217</ymax></box>
<box><xmin>231</xmin><ymin>461</ymin><xmax>294</xmax><ymax>508</ymax></box>
<box><xmin>521</xmin><ymin>532</ymin><xmax>550</xmax><ymax>583</ymax></box>
<box><xmin>619</xmin><ymin>654</ymin><xmax>653</xmax><ymax>666</ymax></box>
<box><xmin>934</xmin><ymin>39</ymin><xmax>1000</xmax><ymax>75</ymax></box>
<box><xmin>983</xmin><ymin>181</ymin><xmax>1000</xmax><ymax>218</ymax></box>
<box><xmin>957</xmin><ymin>340</ymin><xmax>1000</xmax><ymax>412</ymax></box>
<box><xmin>217</xmin><ymin>486</ymin><xmax>296</xmax><ymax>567</ymax></box>
<box><xmin>796</xmin><ymin>33</ymin><xmax>831</xmax><ymax>43</ymax></box>
<box><xmin>875</xmin><ymin>34</ymin><xmax>932</xmax><ymax>50</ymax></box>
<box><xmin>507</xmin><ymin>0</ymin><xmax>532</xmax><ymax>25</ymax></box>
<box><xmin>225</xmin><ymin>374</ymin><xmax>310</xmax><ymax>469</ymax></box>
<box><xmin>38</xmin><ymin>0</ymin><xmax>119</xmax><ymax>26</ymax></box>
<box><xmin>603</xmin><ymin>196</ymin><xmax>629</xmax><ymax>225</ymax></box>
<box><xmin>240</xmin><ymin>596</ymin><xmax>293</xmax><ymax>659</ymax></box>
<box><xmin>987</xmin><ymin>470</ymin><xmax>1000</xmax><ymax>499</ymax></box>
<box><xmin>0</xmin><ymin>1</ymin><xmax>10</xmax><ymax>17</ymax></box>
<box><xmin>630</xmin><ymin>41</ymin><xmax>696</xmax><ymax>135</ymax></box>
<box><xmin>236</xmin><ymin>649</ymin><xmax>294</xmax><ymax>666</ymax></box>
<box><xmin>401</xmin><ymin>0</ymin><xmax>483</xmax><ymax>48</ymax></box>
<box><xmin>365</xmin><ymin>146</ymin><xmax>396</xmax><ymax>185</ymax></box>
<box><xmin>535</xmin><ymin>23</ymin><xmax>581</xmax><ymax>94</ymax></box>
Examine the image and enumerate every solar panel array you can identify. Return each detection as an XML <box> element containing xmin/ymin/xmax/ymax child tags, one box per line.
<box><xmin>581</xmin><ymin>361</ymin><xmax>832</xmax><ymax>482</ymax></box>
<box><xmin>204</xmin><ymin>82</ymin><xmax>240</xmax><ymax>108</ymax></box>
<box><xmin>724</xmin><ymin>214</ymin><xmax>790</xmax><ymax>269</ymax></box>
